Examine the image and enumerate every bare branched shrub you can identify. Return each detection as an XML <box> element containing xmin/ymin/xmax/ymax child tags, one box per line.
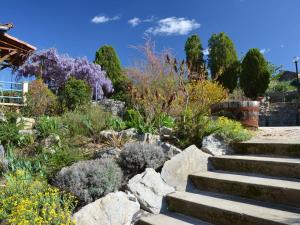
<box><xmin>126</xmin><ymin>39</ymin><xmax>183</xmax><ymax>129</ymax></box>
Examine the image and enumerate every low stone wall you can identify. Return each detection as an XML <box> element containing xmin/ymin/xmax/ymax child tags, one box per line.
<box><xmin>267</xmin><ymin>91</ymin><xmax>298</xmax><ymax>103</ymax></box>
<box><xmin>96</xmin><ymin>99</ymin><xmax>126</xmax><ymax>117</ymax></box>
<box><xmin>259</xmin><ymin>102</ymin><xmax>299</xmax><ymax>126</ymax></box>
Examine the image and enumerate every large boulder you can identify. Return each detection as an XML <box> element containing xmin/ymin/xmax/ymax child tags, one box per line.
<box><xmin>73</xmin><ymin>191</ymin><xmax>140</xmax><ymax>225</ymax></box>
<box><xmin>202</xmin><ymin>134</ymin><xmax>233</xmax><ymax>156</ymax></box>
<box><xmin>161</xmin><ymin>145</ymin><xmax>210</xmax><ymax>191</ymax></box>
<box><xmin>127</xmin><ymin>168</ymin><xmax>175</xmax><ymax>214</ymax></box>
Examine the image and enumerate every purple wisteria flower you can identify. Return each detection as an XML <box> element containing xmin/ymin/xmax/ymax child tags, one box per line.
<box><xmin>17</xmin><ymin>48</ymin><xmax>113</xmax><ymax>99</ymax></box>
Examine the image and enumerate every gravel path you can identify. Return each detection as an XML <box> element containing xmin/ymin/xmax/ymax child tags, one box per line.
<box><xmin>248</xmin><ymin>127</ymin><xmax>300</xmax><ymax>144</ymax></box>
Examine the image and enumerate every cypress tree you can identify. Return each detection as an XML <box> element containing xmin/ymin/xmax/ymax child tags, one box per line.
<box><xmin>94</xmin><ymin>45</ymin><xmax>129</xmax><ymax>100</ymax></box>
<box><xmin>184</xmin><ymin>34</ymin><xmax>206</xmax><ymax>80</ymax></box>
<box><xmin>208</xmin><ymin>32</ymin><xmax>238</xmax><ymax>80</ymax></box>
<box><xmin>240</xmin><ymin>48</ymin><xmax>271</xmax><ymax>99</ymax></box>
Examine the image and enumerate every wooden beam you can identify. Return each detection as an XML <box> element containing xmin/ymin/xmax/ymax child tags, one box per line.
<box><xmin>0</xmin><ymin>50</ymin><xmax>17</xmax><ymax>64</ymax></box>
<box><xmin>0</xmin><ymin>46</ymin><xmax>16</xmax><ymax>51</ymax></box>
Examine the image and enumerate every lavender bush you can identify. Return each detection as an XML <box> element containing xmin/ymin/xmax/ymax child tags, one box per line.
<box><xmin>17</xmin><ymin>48</ymin><xmax>113</xmax><ymax>99</ymax></box>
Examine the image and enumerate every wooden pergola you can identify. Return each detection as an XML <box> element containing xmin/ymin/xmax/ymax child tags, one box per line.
<box><xmin>0</xmin><ymin>32</ymin><xmax>36</xmax><ymax>71</ymax></box>
<box><xmin>0</xmin><ymin>25</ymin><xmax>36</xmax><ymax>106</ymax></box>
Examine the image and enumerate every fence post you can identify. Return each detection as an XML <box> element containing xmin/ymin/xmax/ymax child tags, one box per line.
<box><xmin>22</xmin><ymin>81</ymin><xmax>29</xmax><ymax>104</ymax></box>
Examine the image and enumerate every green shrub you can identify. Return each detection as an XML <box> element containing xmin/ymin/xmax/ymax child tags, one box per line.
<box><xmin>41</xmin><ymin>146</ymin><xmax>88</xmax><ymax>179</ymax></box>
<box><xmin>210</xmin><ymin>116</ymin><xmax>252</xmax><ymax>142</ymax></box>
<box><xmin>267</xmin><ymin>80</ymin><xmax>297</xmax><ymax>93</ymax></box>
<box><xmin>107</xmin><ymin>116</ymin><xmax>127</xmax><ymax>131</ymax></box>
<box><xmin>22</xmin><ymin>79</ymin><xmax>58</xmax><ymax>117</ymax></box>
<box><xmin>60</xmin><ymin>105</ymin><xmax>109</xmax><ymax>142</ymax></box>
<box><xmin>54</xmin><ymin>158</ymin><xmax>123</xmax><ymax>203</ymax></box>
<box><xmin>119</xmin><ymin>143</ymin><xmax>166</xmax><ymax>175</ymax></box>
<box><xmin>6</xmin><ymin>153</ymin><xmax>44</xmax><ymax>176</ymax></box>
<box><xmin>0</xmin><ymin>170</ymin><xmax>76</xmax><ymax>224</ymax></box>
<box><xmin>36</xmin><ymin>116</ymin><xmax>61</xmax><ymax>139</ymax></box>
<box><xmin>124</xmin><ymin>109</ymin><xmax>155</xmax><ymax>134</ymax></box>
<box><xmin>176</xmin><ymin>114</ymin><xmax>214</xmax><ymax>148</ymax></box>
<box><xmin>59</xmin><ymin>77</ymin><xmax>91</xmax><ymax>111</ymax></box>
<box><xmin>0</xmin><ymin>112</ymin><xmax>25</xmax><ymax>147</ymax></box>
<box><xmin>155</xmin><ymin>113</ymin><xmax>175</xmax><ymax>129</ymax></box>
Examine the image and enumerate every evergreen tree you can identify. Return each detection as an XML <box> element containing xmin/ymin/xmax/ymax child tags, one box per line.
<box><xmin>184</xmin><ymin>34</ymin><xmax>206</xmax><ymax>80</ymax></box>
<box><xmin>208</xmin><ymin>32</ymin><xmax>238</xmax><ymax>80</ymax></box>
<box><xmin>240</xmin><ymin>48</ymin><xmax>271</xmax><ymax>99</ymax></box>
<box><xmin>94</xmin><ymin>45</ymin><xmax>129</xmax><ymax>100</ymax></box>
<box><xmin>217</xmin><ymin>60</ymin><xmax>241</xmax><ymax>93</ymax></box>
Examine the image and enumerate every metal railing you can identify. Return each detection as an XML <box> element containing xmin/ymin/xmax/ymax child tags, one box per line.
<box><xmin>0</xmin><ymin>81</ymin><xmax>28</xmax><ymax>106</ymax></box>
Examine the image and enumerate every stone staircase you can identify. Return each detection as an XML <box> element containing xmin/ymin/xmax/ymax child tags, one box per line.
<box><xmin>138</xmin><ymin>142</ymin><xmax>300</xmax><ymax>225</ymax></box>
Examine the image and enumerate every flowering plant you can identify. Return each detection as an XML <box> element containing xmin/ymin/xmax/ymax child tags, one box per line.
<box><xmin>17</xmin><ymin>48</ymin><xmax>113</xmax><ymax>99</ymax></box>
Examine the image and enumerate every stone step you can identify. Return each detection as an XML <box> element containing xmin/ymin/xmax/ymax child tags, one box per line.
<box><xmin>167</xmin><ymin>191</ymin><xmax>300</xmax><ymax>225</ymax></box>
<box><xmin>231</xmin><ymin>142</ymin><xmax>300</xmax><ymax>157</ymax></box>
<box><xmin>190</xmin><ymin>171</ymin><xmax>300</xmax><ymax>208</ymax></box>
<box><xmin>210</xmin><ymin>155</ymin><xmax>300</xmax><ymax>179</ymax></box>
<box><xmin>138</xmin><ymin>212</ymin><xmax>212</xmax><ymax>225</ymax></box>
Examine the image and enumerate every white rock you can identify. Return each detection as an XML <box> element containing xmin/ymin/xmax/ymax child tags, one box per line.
<box><xmin>73</xmin><ymin>191</ymin><xmax>140</xmax><ymax>225</ymax></box>
<box><xmin>17</xmin><ymin>117</ymin><xmax>35</xmax><ymax>130</ymax></box>
<box><xmin>18</xmin><ymin>129</ymin><xmax>37</xmax><ymax>135</ymax></box>
<box><xmin>99</xmin><ymin>130</ymin><xmax>119</xmax><ymax>140</ymax></box>
<box><xmin>120</xmin><ymin>128</ymin><xmax>139</xmax><ymax>139</ymax></box>
<box><xmin>127</xmin><ymin>168</ymin><xmax>175</xmax><ymax>214</ymax></box>
<box><xmin>161</xmin><ymin>145</ymin><xmax>210</xmax><ymax>191</ymax></box>
<box><xmin>202</xmin><ymin>134</ymin><xmax>233</xmax><ymax>156</ymax></box>
<box><xmin>41</xmin><ymin>134</ymin><xmax>61</xmax><ymax>149</ymax></box>
<box><xmin>138</xmin><ymin>133</ymin><xmax>160</xmax><ymax>144</ymax></box>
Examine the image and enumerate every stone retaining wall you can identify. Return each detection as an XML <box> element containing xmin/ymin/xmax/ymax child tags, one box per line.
<box><xmin>259</xmin><ymin>102</ymin><xmax>299</xmax><ymax>126</ymax></box>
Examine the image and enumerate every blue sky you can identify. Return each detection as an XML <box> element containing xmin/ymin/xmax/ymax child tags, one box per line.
<box><xmin>1</xmin><ymin>0</ymin><xmax>300</xmax><ymax>81</ymax></box>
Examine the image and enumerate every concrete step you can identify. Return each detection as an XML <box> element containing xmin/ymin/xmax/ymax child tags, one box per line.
<box><xmin>167</xmin><ymin>191</ymin><xmax>300</xmax><ymax>225</ymax></box>
<box><xmin>190</xmin><ymin>171</ymin><xmax>300</xmax><ymax>208</ymax></box>
<box><xmin>138</xmin><ymin>212</ymin><xmax>212</xmax><ymax>225</ymax></box>
<box><xmin>210</xmin><ymin>155</ymin><xmax>300</xmax><ymax>179</ymax></box>
<box><xmin>231</xmin><ymin>142</ymin><xmax>300</xmax><ymax>157</ymax></box>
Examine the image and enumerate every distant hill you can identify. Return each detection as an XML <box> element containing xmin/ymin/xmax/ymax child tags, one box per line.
<box><xmin>278</xmin><ymin>71</ymin><xmax>298</xmax><ymax>81</ymax></box>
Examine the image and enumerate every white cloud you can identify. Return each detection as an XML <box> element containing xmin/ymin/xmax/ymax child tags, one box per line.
<box><xmin>202</xmin><ymin>48</ymin><xmax>210</xmax><ymax>56</ymax></box>
<box><xmin>260</xmin><ymin>48</ymin><xmax>271</xmax><ymax>54</ymax></box>
<box><xmin>128</xmin><ymin>16</ymin><xmax>156</xmax><ymax>27</ymax></box>
<box><xmin>143</xmin><ymin>16</ymin><xmax>155</xmax><ymax>23</ymax></box>
<box><xmin>128</xmin><ymin>17</ymin><xmax>141</xmax><ymax>27</ymax></box>
<box><xmin>91</xmin><ymin>15</ymin><xmax>120</xmax><ymax>24</ymax></box>
<box><xmin>146</xmin><ymin>17</ymin><xmax>200</xmax><ymax>35</ymax></box>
